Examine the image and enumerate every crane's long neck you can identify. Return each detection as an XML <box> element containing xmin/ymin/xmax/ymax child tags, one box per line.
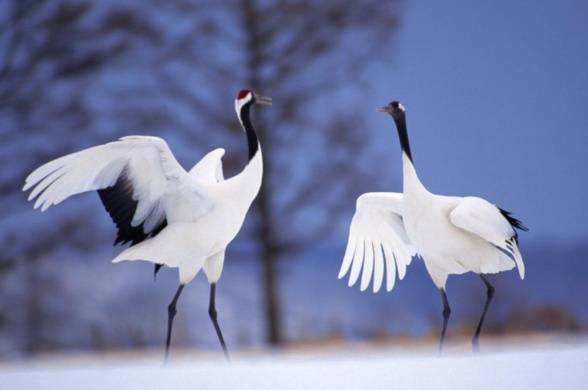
<box><xmin>392</xmin><ymin>113</ymin><xmax>427</xmax><ymax>197</ymax></box>
<box><xmin>232</xmin><ymin>102</ymin><xmax>263</xmax><ymax>201</ymax></box>
<box><xmin>241</xmin><ymin>103</ymin><xmax>259</xmax><ymax>161</ymax></box>
<box><xmin>394</xmin><ymin>114</ymin><xmax>413</xmax><ymax>163</ymax></box>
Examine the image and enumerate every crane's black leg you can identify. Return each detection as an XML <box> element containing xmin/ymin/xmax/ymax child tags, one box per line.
<box><xmin>472</xmin><ymin>275</ymin><xmax>495</xmax><ymax>352</ymax></box>
<box><xmin>164</xmin><ymin>284</ymin><xmax>185</xmax><ymax>362</ymax></box>
<box><xmin>438</xmin><ymin>288</ymin><xmax>451</xmax><ymax>355</ymax></box>
<box><xmin>208</xmin><ymin>283</ymin><xmax>230</xmax><ymax>362</ymax></box>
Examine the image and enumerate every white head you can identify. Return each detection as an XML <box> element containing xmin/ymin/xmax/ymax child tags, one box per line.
<box><xmin>234</xmin><ymin>89</ymin><xmax>272</xmax><ymax>122</ymax></box>
<box><xmin>235</xmin><ymin>89</ymin><xmax>254</xmax><ymax>118</ymax></box>
<box><xmin>233</xmin><ymin>89</ymin><xmax>272</xmax><ymax>160</ymax></box>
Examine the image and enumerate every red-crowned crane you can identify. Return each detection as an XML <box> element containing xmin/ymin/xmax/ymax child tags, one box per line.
<box><xmin>339</xmin><ymin>100</ymin><xmax>527</xmax><ymax>352</ymax></box>
<box><xmin>23</xmin><ymin>89</ymin><xmax>271</xmax><ymax>361</ymax></box>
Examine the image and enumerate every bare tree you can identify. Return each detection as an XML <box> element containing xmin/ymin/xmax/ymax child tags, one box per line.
<box><xmin>0</xmin><ymin>0</ymin><xmax>403</xmax><ymax>353</ymax></box>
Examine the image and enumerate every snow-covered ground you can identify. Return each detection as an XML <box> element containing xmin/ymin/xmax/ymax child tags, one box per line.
<box><xmin>1</xmin><ymin>339</ymin><xmax>587</xmax><ymax>390</ymax></box>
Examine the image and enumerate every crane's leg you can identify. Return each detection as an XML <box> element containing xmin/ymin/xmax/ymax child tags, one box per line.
<box><xmin>472</xmin><ymin>275</ymin><xmax>495</xmax><ymax>352</ymax></box>
<box><xmin>438</xmin><ymin>288</ymin><xmax>451</xmax><ymax>355</ymax></box>
<box><xmin>164</xmin><ymin>284</ymin><xmax>185</xmax><ymax>362</ymax></box>
<box><xmin>208</xmin><ymin>283</ymin><xmax>230</xmax><ymax>362</ymax></box>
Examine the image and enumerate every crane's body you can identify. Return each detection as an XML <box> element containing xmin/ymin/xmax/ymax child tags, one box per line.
<box><xmin>112</xmin><ymin>143</ymin><xmax>263</xmax><ymax>284</ymax></box>
<box><xmin>401</xmin><ymin>156</ymin><xmax>522</xmax><ymax>287</ymax></box>
<box><xmin>339</xmin><ymin>101</ymin><xmax>526</xmax><ymax>351</ymax></box>
<box><xmin>23</xmin><ymin>89</ymin><xmax>271</xmax><ymax>361</ymax></box>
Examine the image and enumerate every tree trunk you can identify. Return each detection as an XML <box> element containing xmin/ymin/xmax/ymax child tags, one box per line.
<box><xmin>242</xmin><ymin>0</ymin><xmax>283</xmax><ymax>345</ymax></box>
<box><xmin>257</xmin><ymin>189</ymin><xmax>282</xmax><ymax>344</ymax></box>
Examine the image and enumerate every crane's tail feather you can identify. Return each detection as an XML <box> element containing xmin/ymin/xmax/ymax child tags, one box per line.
<box><xmin>506</xmin><ymin>238</ymin><xmax>525</xmax><ymax>279</ymax></box>
<box><xmin>112</xmin><ymin>225</ymin><xmax>207</xmax><ymax>284</ymax></box>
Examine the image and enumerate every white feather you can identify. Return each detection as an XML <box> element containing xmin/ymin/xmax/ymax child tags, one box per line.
<box><xmin>372</xmin><ymin>242</ymin><xmax>385</xmax><ymax>293</ymax></box>
<box><xmin>23</xmin><ymin>136</ymin><xmax>220</xmax><ymax>232</ymax></box>
<box><xmin>360</xmin><ymin>239</ymin><xmax>374</xmax><ymax>291</ymax></box>
<box><xmin>450</xmin><ymin>197</ymin><xmax>525</xmax><ymax>279</ymax></box>
<box><xmin>382</xmin><ymin>244</ymin><xmax>396</xmax><ymax>291</ymax></box>
<box><xmin>189</xmin><ymin>148</ymin><xmax>225</xmax><ymax>183</ymax></box>
<box><xmin>339</xmin><ymin>192</ymin><xmax>416</xmax><ymax>293</ymax></box>
<box><xmin>348</xmin><ymin>238</ymin><xmax>364</xmax><ymax>287</ymax></box>
<box><xmin>337</xmin><ymin>236</ymin><xmax>356</xmax><ymax>279</ymax></box>
<box><xmin>450</xmin><ymin>197</ymin><xmax>515</xmax><ymax>247</ymax></box>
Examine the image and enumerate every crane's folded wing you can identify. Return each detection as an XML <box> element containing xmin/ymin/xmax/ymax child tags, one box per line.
<box><xmin>449</xmin><ymin>196</ymin><xmax>525</xmax><ymax>279</ymax></box>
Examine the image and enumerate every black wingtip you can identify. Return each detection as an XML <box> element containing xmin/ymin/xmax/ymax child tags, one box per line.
<box><xmin>154</xmin><ymin>264</ymin><xmax>163</xmax><ymax>280</ymax></box>
<box><xmin>98</xmin><ymin>169</ymin><xmax>167</xmax><ymax>248</ymax></box>
<box><xmin>499</xmin><ymin>208</ymin><xmax>528</xmax><ymax>232</ymax></box>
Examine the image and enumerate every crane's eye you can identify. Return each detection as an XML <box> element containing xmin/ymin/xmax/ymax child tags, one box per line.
<box><xmin>391</xmin><ymin>101</ymin><xmax>400</xmax><ymax>109</ymax></box>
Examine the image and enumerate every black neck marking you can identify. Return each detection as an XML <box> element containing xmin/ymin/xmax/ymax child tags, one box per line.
<box><xmin>392</xmin><ymin>113</ymin><xmax>413</xmax><ymax>163</ymax></box>
<box><xmin>239</xmin><ymin>102</ymin><xmax>259</xmax><ymax>161</ymax></box>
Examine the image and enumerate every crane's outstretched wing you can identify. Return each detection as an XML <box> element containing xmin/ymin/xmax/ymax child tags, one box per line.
<box><xmin>338</xmin><ymin>192</ymin><xmax>416</xmax><ymax>293</ymax></box>
<box><xmin>449</xmin><ymin>196</ymin><xmax>527</xmax><ymax>279</ymax></box>
<box><xmin>188</xmin><ymin>148</ymin><xmax>225</xmax><ymax>183</ymax></box>
<box><xmin>23</xmin><ymin>136</ymin><xmax>212</xmax><ymax>246</ymax></box>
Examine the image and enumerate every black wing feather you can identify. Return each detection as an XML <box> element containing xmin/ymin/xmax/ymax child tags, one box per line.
<box><xmin>498</xmin><ymin>207</ymin><xmax>528</xmax><ymax>243</ymax></box>
<box><xmin>97</xmin><ymin>169</ymin><xmax>167</xmax><ymax>247</ymax></box>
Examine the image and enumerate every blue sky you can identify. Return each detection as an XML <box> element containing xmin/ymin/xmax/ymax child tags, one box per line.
<box><xmin>359</xmin><ymin>0</ymin><xmax>588</xmax><ymax>244</ymax></box>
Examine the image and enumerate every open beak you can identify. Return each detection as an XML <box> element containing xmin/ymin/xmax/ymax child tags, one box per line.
<box><xmin>377</xmin><ymin>106</ymin><xmax>390</xmax><ymax>113</ymax></box>
<box><xmin>255</xmin><ymin>94</ymin><xmax>273</xmax><ymax>106</ymax></box>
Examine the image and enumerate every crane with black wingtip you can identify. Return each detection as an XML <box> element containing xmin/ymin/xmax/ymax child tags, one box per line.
<box><xmin>339</xmin><ymin>100</ymin><xmax>527</xmax><ymax>353</ymax></box>
<box><xmin>23</xmin><ymin>89</ymin><xmax>272</xmax><ymax>361</ymax></box>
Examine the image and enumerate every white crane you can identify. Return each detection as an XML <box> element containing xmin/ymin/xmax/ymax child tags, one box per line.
<box><xmin>338</xmin><ymin>100</ymin><xmax>527</xmax><ymax>352</ymax></box>
<box><xmin>23</xmin><ymin>89</ymin><xmax>271</xmax><ymax>361</ymax></box>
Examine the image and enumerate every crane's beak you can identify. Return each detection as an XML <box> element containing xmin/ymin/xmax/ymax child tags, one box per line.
<box><xmin>255</xmin><ymin>94</ymin><xmax>273</xmax><ymax>106</ymax></box>
<box><xmin>377</xmin><ymin>105</ymin><xmax>390</xmax><ymax>113</ymax></box>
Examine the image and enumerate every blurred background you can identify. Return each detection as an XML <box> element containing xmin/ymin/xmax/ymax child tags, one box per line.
<box><xmin>0</xmin><ymin>0</ymin><xmax>587</xmax><ymax>360</ymax></box>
